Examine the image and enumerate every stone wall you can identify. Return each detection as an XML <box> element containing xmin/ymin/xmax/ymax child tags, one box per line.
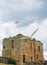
<box><xmin>24</xmin><ymin>62</ymin><xmax>47</xmax><ymax>65</ymax></box>
<box><xmin>2</xmin><ymin>34</ymin><xmax>44</xmax><ymax>65</ymax></box>
<box><xmin>0</xmin><ymin>57</ymin><xmax>16</xmax><ymax>64</ymax></box>
<box><xmin>0</xmin><ymin>57</ymin><xmax>47</xmax><ymax>65</ymax></box>
<box><xmin>0</xmin><ymin>57</ymin><xmax>10</xmax><ymax>64</ymax></box>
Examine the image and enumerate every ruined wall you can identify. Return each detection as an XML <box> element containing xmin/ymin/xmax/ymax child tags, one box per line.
<box><xmin>35</xmin><ymin>41</ymin><xmax>44</xmax><ymax>62</ymax></box>
<box><xmin>19</xmin><ymin>38</ymin><xmax>44</xmax><ymax>65</ymax></box>
<box><xmin>2</xmin><ymin>34</ymin><xmax>44</xmax><ymax>65</ymax></box>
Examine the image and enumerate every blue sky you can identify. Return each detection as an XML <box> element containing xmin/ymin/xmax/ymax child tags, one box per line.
<box><xmin>0</xmin><ymin>0</ymin><xmax>47</xmax><ymax>60</ymax></box>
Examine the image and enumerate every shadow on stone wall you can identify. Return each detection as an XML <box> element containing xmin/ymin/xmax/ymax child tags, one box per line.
<box><xmin>0</xmin><ymin>57</ymin><xmax>47</xmax><ymax>65</ymax></box>
<box><xmin>0</xmin><ymin>57</ymin><xmax>16</xmax><ymax>65</ymax></box>
<box><xmin>24</xmin><ymin>62</ymin><xmax>47</xmax><ymax>65</ymax></box>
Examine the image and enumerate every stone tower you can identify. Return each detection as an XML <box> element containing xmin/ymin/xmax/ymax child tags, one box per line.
<box><xmin>2</xmin><ymin>34</ymin><xmax>44</xmax><ymax>65</ymax></box>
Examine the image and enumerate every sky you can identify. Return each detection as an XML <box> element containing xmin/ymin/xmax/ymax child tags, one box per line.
<box><xmin>0</xmin><ymin>0</ymin><xmax>47</xmax><ymax>60</ymax></box>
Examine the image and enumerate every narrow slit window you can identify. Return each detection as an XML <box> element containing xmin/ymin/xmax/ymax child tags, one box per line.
<box><xmin>31</xmin><ymin>57</ymin><xmax>32</xmax><ymax>62</ymax></box>
<box><xmin>12</xmin><ymin>40</ymin><xmax>14</xmax><ymax>48</ymax></box>
<box><xmin>3</xmin><ymin>46</ymin><xmax>5</xmax><ymax>48</ymax></box>
<box><xmin>38</xmin><ymin>46</ymin><xmax>40</xmax><ymax>52</ymax></box>
<box><xmin>36</xmin><ymin>55</ymin><xmax>38</xmax><ymax>59</ymax></box>
<box><xmin>31</xmin><ymin>43</ymin><xmax>32</xmax><ymax>49</ymax></box>
<box><xmin>23</xmin><ymin>55</ymin><xmax>25</xmax><ymax>63</ymax></box>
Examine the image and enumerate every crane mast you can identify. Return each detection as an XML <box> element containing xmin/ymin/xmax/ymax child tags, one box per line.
<box><xmin>21</xmin><ymin>28</ymin><xmax>39</xmax><ymax>39</ymax></box>
<box><xmin>31</xmin><ymin>28</ymin><xmax>39</xmax><ymax>37</ymax></box>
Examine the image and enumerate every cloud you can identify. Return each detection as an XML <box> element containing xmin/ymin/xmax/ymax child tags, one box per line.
<box><xmin>0</xmin><ymin>18</ymin><xmax>47</xmax><ymax>60</ymax></box>
<box><xmin>44</xmin><ymin>52</ymin><xmax>47</xmax><ymax>60</ymax></box>
<box><xmin>0</xmin><ymin>0</ymin><xmax>47</xmax><ymax>27</ymax></box>
<box><xmin>0</xmin><ymin>0</ymin><xmax>47</xmax><ymax>60</ymax></box>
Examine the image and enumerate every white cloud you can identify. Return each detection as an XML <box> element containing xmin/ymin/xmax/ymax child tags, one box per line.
<box><xmin>0</xmin><ymin>0</ymin><xmax>44</xmax><ymax>21</ymax></box>
<box><xmin>0</xmin><ymin>18</ymin><xmax>47</xmax><ymax>60</ymax></box>
<box><xmin>0</xmin><ymin>19</ymin><xmax>47</xmax><ymax>59</ymax></box>
<box><xmin>33</xmin><ymin>19</ymin><xmax>47</xmax><ymax>40</ymax></box>
<box><xmin>0</xmin><ymin>0</ymin><xmax>47</xmax><ymax>60</ymax></box>
<box><xmin>44</xmin><ymin>52</ymin><xmax>47</xmax><ymax>60</ymax></box>
<box><xmin>7</xmin><ymin>0</ymin><xmax>42</xmax><ymax>12</ymax></box>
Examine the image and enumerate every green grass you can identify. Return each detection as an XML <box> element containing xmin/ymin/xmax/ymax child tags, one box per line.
<box><xmin>0</xmin><ymin>63</ymin><xmax>13</xmax><ymax>65</ymax></box>
<box><xmin>0</xmin><ymin>63</ymin><xmax>7</xmax><ymax>65</ymax></box>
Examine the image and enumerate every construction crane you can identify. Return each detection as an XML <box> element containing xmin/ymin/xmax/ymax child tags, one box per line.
<box><xmin>31</xmin><ymin>28</ymin><xmax>39</xmax><ymax>37</ymax></box>
<box><xmin>21</xmin><ymin>28</ymin><xmax>39</xmax><ymax>39</ymax></box>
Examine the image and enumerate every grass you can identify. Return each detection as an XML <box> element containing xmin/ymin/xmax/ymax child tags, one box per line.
<box><xmin>0</xmin><ymin>63</ymin><xmax>7</xmax><ymax>65</ymax></box>
<box><xmin>0</xmin><ymin>63</ymin><xmax>13</xmax><ymax>65</ymax></box>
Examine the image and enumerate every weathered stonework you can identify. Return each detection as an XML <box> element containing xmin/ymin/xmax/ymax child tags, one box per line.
<box><xmin>2</xmin><ymin>34</ymin><xmax>44</xmax><ymax>65</ymax></box>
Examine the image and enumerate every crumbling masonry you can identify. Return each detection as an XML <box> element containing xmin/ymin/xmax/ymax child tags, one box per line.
<box><xmin>2</xmin><ymin>34</ymin><xmax>44</xmax><ymax>65</ymax></box>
